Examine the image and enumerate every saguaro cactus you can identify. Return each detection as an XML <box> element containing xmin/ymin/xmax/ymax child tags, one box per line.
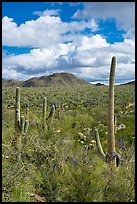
<box><xmin>58</xmin><ymin>103</ymin><xmax>62</xmax><ymax>120</ymax></box>
<box><xmin>14</xmin><ymin>87</ymin><xmax>29</xmax><ymax>158</ymax></box>
<box><xmin>42</xmin><ymin>97</ymin><xmax>47</xmax><ymax>129</ymax></box>
<box><xmin>46</xmin><ymin>104</ymin><xmax>55</xmax><ymax>129</ymax></box>
<box><xmin>108</xmin><ymin>56</ymin><xmax>116</xmax><ymax>155</ymax></box>
<box><xmin>42</xmin><ymin>97</ymin><xmax>55</xmax><ymax>130</ymax></box>
<box><xmin>15</xmin><ymin>87</ymin><xmax>21</xmax><ymax>132</ymax></box>
<box><xmin>46</xmin><ymin>104</ymin><xmax>55</xmax><ymax>120</ymax></box>
<box><xmin>95</xmin><ymin>57</ymin><xmax>120</xmax><ymax>168</ymax></box>
<box><xmin>15</xmin><ymin>87</ymin><xmax>29</xmax><ymax>135</ymax></box>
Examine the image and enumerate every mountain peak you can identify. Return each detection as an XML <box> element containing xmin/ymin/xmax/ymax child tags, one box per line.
<box><xmin>22</xmin><ymin>72</ymin><xmax>90</xmax><ymax>87</ymax></box>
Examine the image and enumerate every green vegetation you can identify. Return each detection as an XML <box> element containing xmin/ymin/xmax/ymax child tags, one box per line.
<box><xmin>2</xmin><ymin>83</ymin><xmax>135</xmax><ymax>202</ymax></box>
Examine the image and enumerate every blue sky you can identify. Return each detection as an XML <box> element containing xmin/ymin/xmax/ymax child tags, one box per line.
<box><xmin>2</xmin><ymin>2</ymin><xmax>135</xmax><ymax>84</ymax></box>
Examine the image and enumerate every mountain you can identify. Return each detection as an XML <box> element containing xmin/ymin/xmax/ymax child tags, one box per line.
<box><xmin>2</xmin><ymin>73</ymin><xmax>90</xmax><ymax>87</ymax></box>
<box><xmin>22</xmin><ymin>73</ymin><xmax>90</xmax><ymax>87</ymax></box>
<box><xmin>121</xmin><ymin>81</ymin><xmax>135</xmax><ymax>85</ymax></box>
<box><xmin>3</xmin><ymin>73</ymin><xmax>134</xmax><ymax>87</ymax></box>
<box><xmin>2</xmin><ymin>79</ymin><xmax>23</xmax><ymax>87</ymax></box>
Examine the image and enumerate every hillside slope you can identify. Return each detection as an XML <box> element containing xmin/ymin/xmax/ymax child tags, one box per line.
<box><xmin>22</xmin><ymin>73</ymin><xmax>90</xmax><ymax>87</ymax></box>
<box><xmin>2</xmin><ymin>79</ymin><xmax>23</xmax><ymax>87</ymax></box>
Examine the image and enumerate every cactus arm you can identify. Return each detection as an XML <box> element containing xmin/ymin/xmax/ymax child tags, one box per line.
<box><xmin>15</xmin><ymin>87</ymin><xmax>20</xmax><ymax>131</ymax></box>
<box><xmin>25</xmin><ymin>103</ymin><xmax>29</xmax><ymax>120</ymax></box>
<box><xmin>42</xmin><ymin>97</ymin><xmax>47</xmax><ymax>129</ymax></box>
<box><xmin>24</xmin><ymin>120</ymin><xmax>29</xmax><ymax>134</ymax></box>
<box><xmin>95</xmin><ymin>128</ymin><xmax>106</xmax><ymax>160</ymax></box>
<box><xmin>20</xmin><ymin>116</ymin><xmax>25</xmax><ymax>133</ymax></box>
<box><xmin>108</xmin><ymin>56</ymin><xmax>116</xmax><ymax>154</ymax></box>
<box><xmin>58</xmin><ymin>103</ymin><xmax>61</xmax><ymax>120</ymax></box>
<box><xmin>46</xmin><ymin>104</ymin><xmax>55</xmax><ymax>121</ymax></box>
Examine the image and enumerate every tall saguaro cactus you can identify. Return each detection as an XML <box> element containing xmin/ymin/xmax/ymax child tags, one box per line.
<box><xmin>95</xmin><ymin>57</ymin><xmax>120</xmax><ymax>168</ymax></box>
<box><xmin>108</xmin><ymin>56</ymin><xmax>116</xmax><ymax>155</ymax></box>
<box><xmin>14</xmin><ymin>87</ymin><xmax>29</xmax><ymax>158</ymax></box>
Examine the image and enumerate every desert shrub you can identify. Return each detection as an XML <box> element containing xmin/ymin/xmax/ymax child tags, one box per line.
<box><xmin>2</xmin><ymin>85</ymin><xmax>135</xmax><ymax>202</ymax></box>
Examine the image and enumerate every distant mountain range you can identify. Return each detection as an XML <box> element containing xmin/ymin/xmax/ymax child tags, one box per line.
<box><xmin>2</xmin><ymin>73</ymin><xmax>90</xmax><ymax>87</ymax></box>
<box><xmin>121</xmin><ymin>81</ymin><xmax>135</xmax><ymax>85</ymax></box>
<box><xmin>2</xmin><ymin>73</ymin><xmax>135</xmax><ymax>87</ymax></box>
<box><xmin>2</xmin><ymin>79</ymin><xmax>23</xmax><ymax>87</ymax></box>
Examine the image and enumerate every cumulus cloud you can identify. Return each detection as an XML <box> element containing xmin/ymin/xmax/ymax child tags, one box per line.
<box><xmin>72</xmin><ymin>2</ymin><xmax>135</xmax><ymax>31</ymax></box>
<box><xmin>122</xmin><ymin>28</ymin><xmax>135</xmax><ymax>40</ymax></box>
<box><xmin>2</xmin><ymin>3</ymin><xmax>135</xmax><ymax>83</ymax></box>
<box><xmin>2</xmin><ymin>34</ymin><xmax>135</xmax><ymax>83</ymax></box>
<box><xmin>2</xmin><ymin>16</ymin><xmax>62</xmax><ymax>48</ymax></box>
<box><xmin>2</xmin><ymin>15</ymin><xmax>98</xmax><ymax>48</ymax></box>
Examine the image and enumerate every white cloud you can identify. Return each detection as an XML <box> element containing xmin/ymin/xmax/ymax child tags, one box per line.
<box><xmin>2</xmin><ymin>34</ymin><xmax>135</xmax><ymax>83</ymax></box>
<box><xmin>2</xmin><ymin>15</ymin><xmax>62</xmax><ymax>48</ymax></box>
<box><xmin>77</xmin><ymin>35</ymin><xmax>108</xmax><ymax>51</ymax></box>
<box><xmin>2</xmin><ymin>15</ymin><xmax>98</xmax><ymax>48</ymax></box>
<box><xmin>2</xmin><ymin>68</ymin><xmax>27</xmax><ymax>80</ymax></box>
<box><xmin>69</xmin><ymin>2</ymin><xmax>82</xmax><ymax>7</ymax></box>
<box><xmin>2</xmin><ymin>3</ymin><xmax>135</xmax><ymax>83</ymax></box>
<box><xmin>73</xmin><ymin>2</ymin><xmax>135</xmax><ymax>31</ymax></box>
<box><xmin>33</xmin><ymin>9</ymin><xmax>61</xmax><ymax>17</ymax></box>
<box><xmin>122</xmin><ymin>28</ymin><xmax>135</xmax><ymax>40</ymax></box>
